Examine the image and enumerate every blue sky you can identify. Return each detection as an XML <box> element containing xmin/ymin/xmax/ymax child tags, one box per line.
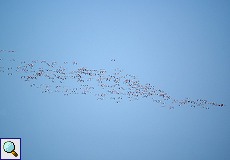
<box><xmin>0</xmin><ymin>1</ymin><xmax>230</xmax><ymax>160</ymax></box>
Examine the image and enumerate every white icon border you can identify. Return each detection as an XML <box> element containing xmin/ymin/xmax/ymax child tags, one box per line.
<box><xmin>0</xmin><ymin>138</ymin><xmax>21</xmax><ymax>160</ymax></box>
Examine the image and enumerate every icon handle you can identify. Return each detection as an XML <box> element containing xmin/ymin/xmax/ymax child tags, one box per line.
<box><xmin>11</xmin><ymin>150</ymin><xmax>18</xmax><ymax>157</ymax></box>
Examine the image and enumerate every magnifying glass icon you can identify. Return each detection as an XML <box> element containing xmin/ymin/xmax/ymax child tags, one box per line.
<box><xmin>3</xmin><ymin>141</ymin><xmax>18</xmax><ymax>157</ymax></box>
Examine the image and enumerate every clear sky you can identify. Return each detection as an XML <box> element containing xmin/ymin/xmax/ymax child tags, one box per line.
<box><xmin>0</xmin><ymin>0</ymin><xmax>230</xmax><ymax>160</ymax></box>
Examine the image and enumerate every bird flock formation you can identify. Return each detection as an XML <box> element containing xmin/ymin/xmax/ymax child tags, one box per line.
<box><xmin>0</xmin><ymin>50</ymin><xmax>224</xmax><ymax>109</ymax></box>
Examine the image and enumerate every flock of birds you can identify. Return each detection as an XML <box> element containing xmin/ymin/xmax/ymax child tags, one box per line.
<box><xmin>0</xmin><ymin>49</ymin><xmax>224</xmax><ymax>109</ymax></box>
